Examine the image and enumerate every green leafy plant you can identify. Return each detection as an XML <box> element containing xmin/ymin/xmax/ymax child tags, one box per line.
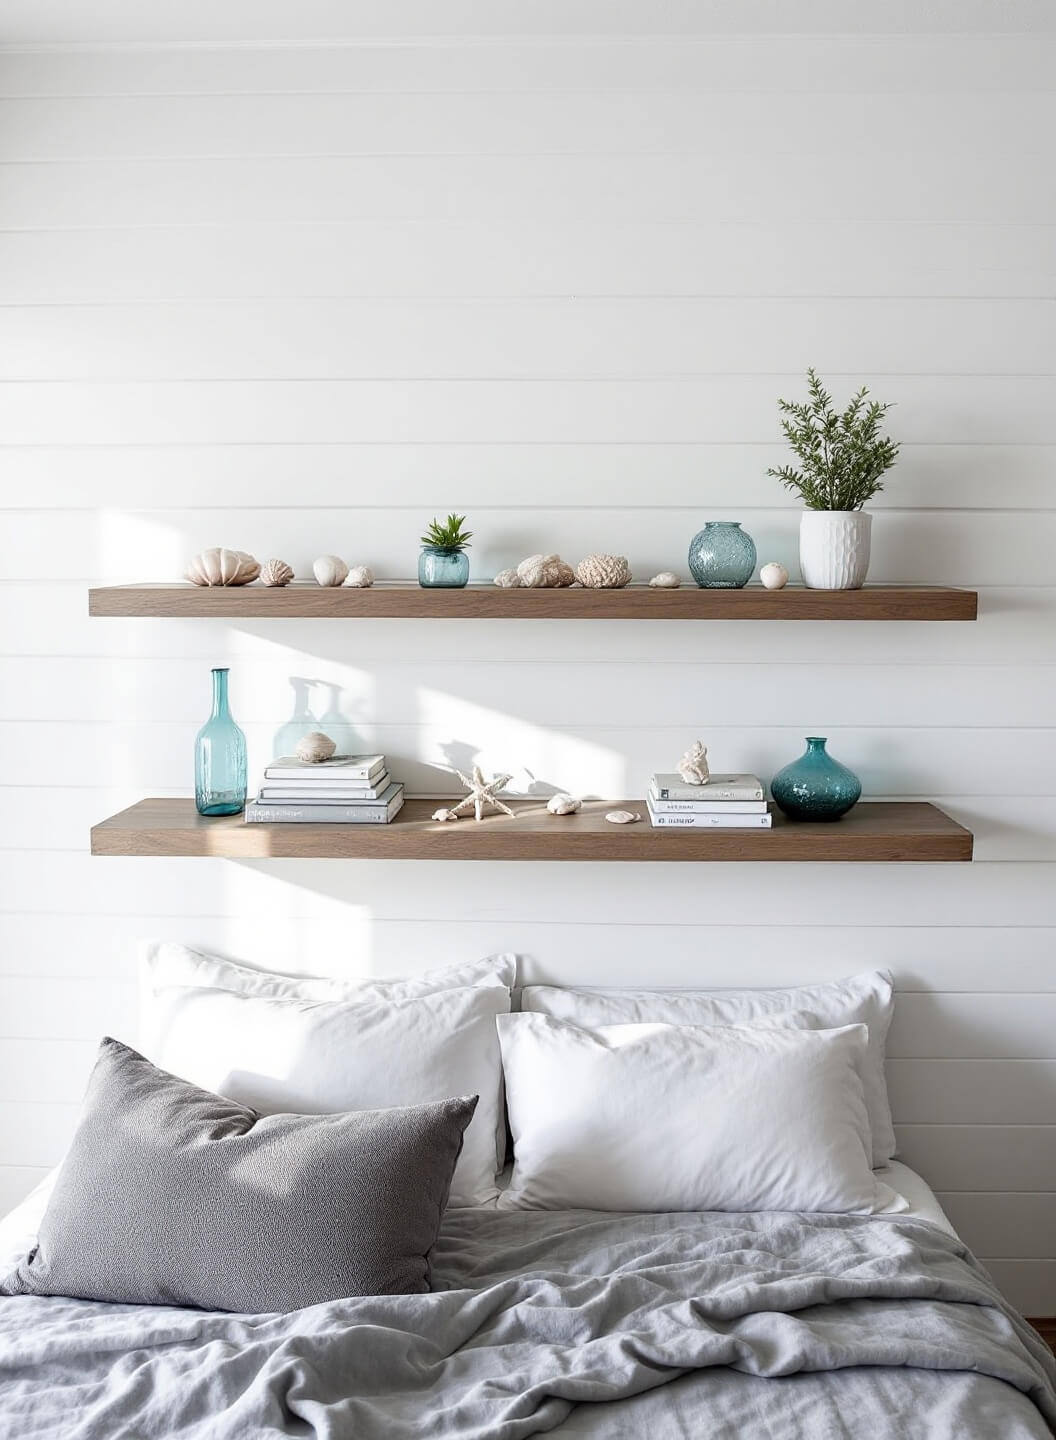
<box><xmin>420</xmin><ymin>514</ymin><xmax>473</xmax><ymax>553</ymax></box>
<box><xmin>767</xmin><ymin>368</ymin><xmax>900</xmax><ymax>511</ymax></box>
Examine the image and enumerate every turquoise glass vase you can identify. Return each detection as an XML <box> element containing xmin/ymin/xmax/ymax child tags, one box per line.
<box><xmin>771</xmin><ymin>737</ymin><xmax>862</xmax><ymax>822</ymax></box>
<box><xmin>418</xmin><ymin>547</ymin><xmax>470</xmax><ymax>588</ymax></box>
<box><xmin>688</xmin><ymin>521</ymin><xmax>757</xmax><ymax>588</ymax></box>
<box><xmin>194</xmin><ymin>667</ymin><xmax>247</xmax><ymax>816</ymax></box>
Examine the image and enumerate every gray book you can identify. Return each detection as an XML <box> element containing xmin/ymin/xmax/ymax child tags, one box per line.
<box><xmin>258</xmin><ymin>776</ymin><xmax>394</xmax><ymax>802</ymax></box>
<box><xmin>245</xmin><ymin>791</ymin><xmax>404</xmax><ymax>825</ymax></box>
<box><xmin>651</xmin><ymin>772</ymin><xmax>764</xmax><ymax>802</ymax></box>
<box><xmin>646</xmin><ymin>796</ymin><xmax>772</xmax><ymax>828</ymax></box>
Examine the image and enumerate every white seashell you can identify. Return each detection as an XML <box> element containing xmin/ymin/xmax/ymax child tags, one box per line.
<box><xmin>186</xmin><ymin>547</ymin><xmax>260</xmax><ymax>587</ymax></box>
<box><xmin>313</xmin><ymin>555</ymin><xmax>349</xmax><ymax>587</ymax></box>
<box><xmin>517</xmin><ymin>553</ymin><xmax>565</xmax><ymax>588</ymax></box>
<box><xmin>575</xmin><ymin>554</ymin><xmax>632</xmax><ymax>589</ymax></box>
<box><xmin>344</xmin><ymin>565</ymin><xmax>374</xmax><ymax>588</ymax></box>
<box><xmin>678</xmin><ymin>740</ymin><xmax>710</xmax><ymax>785</ymax></box>
<box><xmin>649</xmin><ymin>572</ymin><xmax>681</xmax><ymax>589</ymax></box>
<box><xmin>760</xmin><ymin>562</ymin><xmax>789</xmax><ymax>591</ymax></box>
<box><xmin>605</xmin><ymin>809</ymin><xmax>640</xmax><ymax>824</ymax></box>
<box><xmin>294</xmin><ymin>731</ymin><xmax>337</xmax><ymax>764</ymax></box>
<box><xmin>431</xmin><ymin>807</ymin><xmax>460</xmax><ymax>822</ymax></box>
<box><xmin>493</xmin><ymin>568</ymin><xmax>521</xmax><ymax>588</ymax></box>
<box><xmin>546</xmin><ymin>792</ymin><xmax>582</xmax><ymax>816</ymax></box>
<box><xmin>260</xmin><ymin>558</ymin><xmax>294</xmax><ymax>587</ymax></box>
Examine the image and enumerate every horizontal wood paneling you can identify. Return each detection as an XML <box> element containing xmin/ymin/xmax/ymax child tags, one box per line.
<box><xmin>887</xmin><ymin>1062</ymin><xmax>1056</xmax><ymax>1124</ymax></box>
<box><xmin>4</xmin><ymin>299</ymin><xmax>1053</xmax><ymax>380</ymax></box>
<box><xmin>2</xmin><ymin>224</ymin><xmax>1053</xmax><ymax>304</ymax></box>
<box><xmin>0</xmin><ymin>1167</ymin><xmax>49</xmax><ymax>1217</ymax></box>
<box><xmin>938</xmin><ymin>1194</ymin><xmax>1056</xmax><ymax>1257</ymax></box>
<box><xmin>895</xmin><ymin>1126</ymin><xmax>1056</xmax><ymax>1192</ymax></box>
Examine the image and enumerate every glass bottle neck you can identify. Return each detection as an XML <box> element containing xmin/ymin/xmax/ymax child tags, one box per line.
<box><xmin>211</xmin><ymin>668</ymin><xmax>231</xmax><ymax>719</ymax></box>
<box><xmin>805</xmin><ymin>736</ymin><xmax>828</xmax><ymax>751</ymax></box>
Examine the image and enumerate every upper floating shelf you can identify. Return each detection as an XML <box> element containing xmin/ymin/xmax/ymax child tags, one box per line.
<box><xmin>88</xmin><ymin>583</ymin><xmax>978</xmax><ymax>622</ymax></box>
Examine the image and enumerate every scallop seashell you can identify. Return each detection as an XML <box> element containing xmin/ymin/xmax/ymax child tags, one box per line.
<box><xmin>186</xmin><ymin>547</ymin><xmax>260</xmax><ymax>587</ymax></box>
<box><xmin>294</xmin><ymin>731</ymin><xmax>337</xmax><ymax>764</ymax></box>
<box><xmin>431</xmin><ymin>807</ymin><xmax>460</xmax><ymax>822</ymax></box>
<box><xmin>575</xmin><ymin>554</ymin><xmax>632</xmax><ymax>589</ymax></box>
<box><xmin>260</xmin><ymin>558</ymin><xmax>294</xmax><ymax>587</ymax></box>
<box><xmin>493</xmin><ymin>568</ymin><xmax>521</xmax><ymax>588</ymax></box>
<box><xmin>605</xmin><ymin>809</ymin><xmax>640</xmax><ymax>824</ymax></box>
<box><xmin>649</xmin><ymin>572</ymin><xmax>681</xmax><ymax>589</ymax></box>
<box><xmin>546</xmin><ymin>792</ymin><xmax>582</xmax><ymax>816</ymax></box>
<box><xmin>312</xmin><ymin>555</ymin><xmax>349</xmax><ymax>587</ymax></box>
<box><xmin>344</xmin><ymin>565</ymin><xmax>374</xmax><ymax>588</ymax></box>
<box><xmin>760</xmin><ymin>562</ymin><xmax>789</xmax><ymax>591</ymax></box>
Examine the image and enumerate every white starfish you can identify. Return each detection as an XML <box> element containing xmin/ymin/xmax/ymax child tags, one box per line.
<box><xmin>451</xmin><ymin>766</ymin><xmax>516</xmax><ymax>822</ymax></box>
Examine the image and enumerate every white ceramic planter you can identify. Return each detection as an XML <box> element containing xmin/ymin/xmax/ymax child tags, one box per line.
<box><xmin>799</xmin><ymin>510</ymin><xmax>872</xmax><ymax>590</ymax></box>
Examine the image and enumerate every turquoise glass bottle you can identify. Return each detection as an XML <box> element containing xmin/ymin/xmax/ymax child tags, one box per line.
<box><xmin>688</xmin><ymin>521</ymin><xmax>757</xmax><ymax>588</ymax></box>
<box><xmin>771</xmin><ymin>737</ymin><xmax>861</xmax><ymax>821</ymax></box>
<box><xmin>194</xmin><ymin>667</ymin><xmax>247</xmax><ymax>816</ymax></box>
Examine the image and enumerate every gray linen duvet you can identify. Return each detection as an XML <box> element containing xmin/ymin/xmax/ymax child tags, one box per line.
<box><xmin>1</xmin><ymin>1208</ymin><xmax>1054</xmax><ymax>1439</ymax></box>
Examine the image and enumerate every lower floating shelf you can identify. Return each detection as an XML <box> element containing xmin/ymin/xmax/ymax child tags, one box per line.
<box><xmin>90</xmin><ymin>798</ymin><xmax>973</xmax><ymax>863</ymax></box>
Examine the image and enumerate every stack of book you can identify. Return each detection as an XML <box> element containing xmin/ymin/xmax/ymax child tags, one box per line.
<box><xmin>646</xmin><ymin>772</ymin><xmax>771</xmax><ymax>829</ymax></box>
<box><xmin>244</xmin><ymin>753</ymin><xmax>404</xmax><ymax>825</ymax></box>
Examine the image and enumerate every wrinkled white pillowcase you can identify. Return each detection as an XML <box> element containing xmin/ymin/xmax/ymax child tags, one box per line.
<box><xmin>498</xmin><ymin>1013</ymin><xmax>905</xmax><ymax>1216</ymax></box>
<box><xmin>521</xmin><ymin>970</ymin><xmax>896</xmax><ymax>1167</ymax></box>
<box><xmin>143</xmin><ymin>975</ymin><xmax>510</xmax><ymax>1208</ymax></box>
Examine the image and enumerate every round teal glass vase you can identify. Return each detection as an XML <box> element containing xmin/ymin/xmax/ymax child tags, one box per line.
<box><xmin>771</xmin><ymin>737</ymin><xmax>862</xmax><ymax>822</ymax></box>
<box><xmin>688</xmin><ymin>521</ymin><xmax>757</xmax><ymax>588</ymax></box>
<box><xmin>418</xmin><ymin>547</ymin><xmax>470</xmax><ymax>588</ymax></box>
<box><xmin>194</xmin><ymin>667</ymin><xmax>247</xmax><ymax>816</ymax></box>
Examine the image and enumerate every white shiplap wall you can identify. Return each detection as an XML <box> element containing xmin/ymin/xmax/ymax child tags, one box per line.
<box><xmin>1</xmin><ymin>2</ymin><xmax>1053</xmax><ymax>1312</ymax></box>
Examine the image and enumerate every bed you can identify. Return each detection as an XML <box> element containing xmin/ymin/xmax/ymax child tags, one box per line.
<box><xmin>1</xmin><ymin>1162</ymin><xmax>1053</xmax><ymax>1439</ymax></box>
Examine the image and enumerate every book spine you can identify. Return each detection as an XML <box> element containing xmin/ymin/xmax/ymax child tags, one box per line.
<box><xmin>648</xmin><ymin>811</ymin><xmax>773</xmax><ymax>829</ymax></box>
<box><xmin>246</xmin><ymin>803</ymin><xmax>398</xmax><ymax>824</ymax></box>
<box><xmin>263</xmin><ymin>769</ymin><xmax>384</xmax><ymax>783</ymax></box>
<box><xmin>648</xmin><ymin>798</ymin><xmax>768</xmax><ymax>815</ymax></box>
<box><xmin>654</xmin><ymin>784</ymin><xmax>764</xmax><ymax>802</ymax></box>
<box><xmin>258</xmin><ymin>786</ymin><xmax>391</xmax><ymax>801</ymax></box>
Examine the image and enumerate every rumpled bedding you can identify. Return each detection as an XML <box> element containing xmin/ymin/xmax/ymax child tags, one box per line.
<box><xmin>1</xmin><ymin>1208</ymin><xmax>1054</xmax><ymax>1439</ymax></box>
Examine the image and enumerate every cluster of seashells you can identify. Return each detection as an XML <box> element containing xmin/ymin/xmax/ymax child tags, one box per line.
<box><xmin>185</xmin><ymin>549</ymin><xmax>374</xmax><ymax>588</ymax></box>
<box><xmin>494</xmin><ymin>553</ymin><xmax>635</xmax><ymax>590</ymax></box>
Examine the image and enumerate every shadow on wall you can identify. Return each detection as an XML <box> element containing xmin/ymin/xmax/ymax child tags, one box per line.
<box><xmin>272</xmin><ymin>675</ymin><xmax>363</xmax><ymax>759</ymax></box>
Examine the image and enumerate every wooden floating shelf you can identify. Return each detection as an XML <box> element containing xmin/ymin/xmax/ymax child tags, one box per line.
<box><xmin>91</xmin><ymin>799</ymin><xmax>973</xmax><ymax>863</ymax></box>
<box><xmin>88</xmin><ymin>582</ymin><xmax>978</xmax><ymax>622</ymax></box>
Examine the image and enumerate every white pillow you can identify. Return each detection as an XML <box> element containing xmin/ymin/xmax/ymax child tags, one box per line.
<box><xmin>141</xmin><ymin>941</ymin><xmax>516</xmax><ymax>1005</ymax></box>
<box><xmin>497</xmin><ymin>1013</ymin><xmax>905</xmax><ymax>1216</ymax></box>
<box><xmin>145</xmin><ymin>982</ymin><xmax>509</xmax><ymax>1208</ymax></box>
<box><xmin>521</xmin><ymin>970</ymin><xmax>896</xmax><ymax>1167</ymax></box>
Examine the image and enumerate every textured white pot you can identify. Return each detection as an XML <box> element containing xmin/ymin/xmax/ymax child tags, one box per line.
<box><xmin>799</xmin><ymin>510</ymin><xmax>872</xmax><ymax>590</ymax></box>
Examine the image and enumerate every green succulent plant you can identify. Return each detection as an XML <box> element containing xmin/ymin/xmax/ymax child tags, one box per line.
<box><xmin>767</xmin><ymin>368</ymin><xmax>900</xmax><ymax>511</ymax></box>
<box><xmin>420</xmin><ymin>514</ymin><xmax>473</xmax><ymax>553</ymax></box>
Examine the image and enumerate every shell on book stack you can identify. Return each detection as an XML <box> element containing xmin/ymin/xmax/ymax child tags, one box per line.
<box><xmin>294</xmin><ymin>731</ymin><xmax>337</xmax><ymax>764</ymax></box>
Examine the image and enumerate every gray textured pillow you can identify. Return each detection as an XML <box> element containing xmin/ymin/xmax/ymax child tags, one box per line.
<box><xmin>1</xmin><ymin>1037</ymin><xmax>476</xmax><ymax>1313</ymax></box>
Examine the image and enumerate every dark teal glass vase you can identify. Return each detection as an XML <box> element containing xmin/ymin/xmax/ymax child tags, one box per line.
<box><xmin>771</xmin><ymin>737</ymin><xmax>861</xmax><ymax>822</ymax></box>
<box><xmin>418</xmin><ymin>547</ymin><xmax>470</xmax><ymax>588</ymax></box>
<box><xmin>194</xmin><ymin>667</ymin><xmax>247</xmax><ymax>816</ymax></box>
<box><xmin>688</xmin><ymin>521</ymin><xmax>757</xmax><ymax>588</ymax></box>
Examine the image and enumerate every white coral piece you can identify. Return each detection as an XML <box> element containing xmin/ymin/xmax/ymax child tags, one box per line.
<box><xmin>186</xmin><ymin>548</ymin><xmax>260</xmax><ymax>586</ymax></box>
<box><xmin>295</xmin><ymin>731</ymin><xmax>337</xmax><ymax>764</ymax></box>
<box><xmin>260</xmin><ymin>558</ymin><xmax>294</xmax><ymax>587</ymax></box>
<box><xmin>575</xmin><ymin>554</ymin><xmax>631</xmax><ymax>589</ymax></box>
<box><xmin>313</xmin><ymin>555</ymin><xmax>349</xmax><ymax>587</ymax></box>
<box><xmin>517</xmin><ymin>554</ymin><xmax>561</xmax><ymax>588</ymax></box>
<box><xmin>344</xmin><ymin>565</ymin><xmax>374</xmax><ymax>588</ymax></box>
<box><xmin>493</xmin><ymin>568</ymin><xmax>521</xmax><ymax>588</ymax></box>
<box><xmin>546</xmin><ymin>793</ymin><xmax>582</xmax><ymax>816</ymax></box>
<box><xmin>678</xmin><ymin>740</ymin><xmax>709</xmax><ymax>785</ymax></box>
<box><xmin>649</xmin><ymin>572</ymin><xmax>680</xmax><ymax>588</ymax></box>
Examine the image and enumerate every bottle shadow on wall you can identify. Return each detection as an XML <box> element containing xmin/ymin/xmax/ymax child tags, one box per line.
<box><xmin>272</xmin><ymin>676</ymin><xmax>362</xmax><ymax>760</ymax></box>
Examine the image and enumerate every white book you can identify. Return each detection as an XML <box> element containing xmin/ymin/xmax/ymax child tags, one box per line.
<box><xmin>264</xmin><ymin>754</ymin><xmax>386</xmax><ymax>782</ymax></box>
<box><xmin>259</xmin><ymin>774</ymin><xmax>392</xmax><ymax>801</ymax></box>
<box><xmin>646</xmin><ymin>796</ymin><xmax>772</xmax><ymax>829</ymax></box>
<box><xmin>648</xmin><ymin>796</ymin><xmax>769</xmax><ymax>815</ymax></box>
<box><xmin>257</xmin><ymin>781</ymin><xmax>401</xmax><ymax>806</ymax></box>
<box><xmin>650</xmin><ymin>772</ymin><xmax>764</xmax><ymax>802</ymax></box>
<box><xmin>245</xmin><ymin>792</ymin><xmax>404</xmax><ymax>825</ymax></box>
